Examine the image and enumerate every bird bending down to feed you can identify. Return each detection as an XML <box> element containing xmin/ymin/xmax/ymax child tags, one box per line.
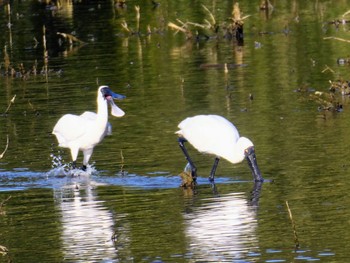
<box><xmin>176</xmin><ymin>115</ymin><xmax>263</xmax><ymax>182</ymax></box>
<box><xmin>52</xmin><ymin>85</ymin><xmax>126</xmax><ymax>170</ymax></box>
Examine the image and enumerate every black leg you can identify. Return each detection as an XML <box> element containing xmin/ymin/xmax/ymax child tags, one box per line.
<box><xmin>178</xmin><ymin>137</ymin><xmax>197</xmax><ymax>180</ymax></box>
<box><xmin>209</xmin><ymin>157</ymin><xmax>220</xmax><ymax>182</ymax></box>
<box><xmin>72</xmin><ymin>161</ymin><xmax>77</xmax><ymax>169</ymax></box>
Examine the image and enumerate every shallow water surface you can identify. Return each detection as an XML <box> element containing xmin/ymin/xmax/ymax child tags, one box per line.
<box><xmin>1</xmin><ymin>1</ymin><xmax>350</xmax><ymax>262</ymax></box>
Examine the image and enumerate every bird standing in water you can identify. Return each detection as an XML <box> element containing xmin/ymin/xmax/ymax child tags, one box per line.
<box><xmin>176</xmin><ymin>115</ymin><xmax>263</xmax><ymax>182</ymax></box>
<box><xmin>53</xmin><ymin>86</ymin><xmax>126</xmax><ymax>170</ymax></box>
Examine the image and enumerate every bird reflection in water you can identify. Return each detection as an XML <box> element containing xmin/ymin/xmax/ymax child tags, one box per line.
<box><xmin>182</xmin><ymin>182</ymin><xmax>263</xmax><ymax>261</ymax></box>
<box><xmin>55</xmin><ymin>183</ymin><xmax>119</xmax><ymax>262</ymax></box>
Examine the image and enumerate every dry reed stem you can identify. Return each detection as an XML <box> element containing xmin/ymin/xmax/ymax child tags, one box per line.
<box><xmin>121</xmin><ymin>21</ymin><xmax>131</xmax><ymax>33</ymax></box>
<box><xmin>135</xmin><ymin>5</ymin><xmax>140</xmax><ymax>33</ymax></box>
<box><xmin>186</xmin><ymin>21</ymin><xmax>207</xmax><ymax>29</ymax></box>
<box><xmin>43</xmin><ymin>26</ymin><xmax>48</xmax><ymax>81</ymax></box>
<box><xmin>0</xmin><ymin>135</ymin><xmax>9</xmax><ymax>159</ymax></box>
<box><xmin>342</xmin><ymin>9</ymin><xmax>350</xmax><ymax>17</ymax></box>
<box><xmin>201</xmin><ymin>4</ymin><xmax>216</xmax><ymax>27</ymax></box>
<box><xmin>4</xmin><ymin>95</ymin><xmax>16</xmax><ymax>114</ymax></box>
<box><xmin>3</xmin><ymin>46</ymin><xmax>10</xmax><ymax>73</ymax></box>
<box><xmin>286</xmin><ymin>201</ymin><xmax>300</xmax><ymax>248</ymax></box>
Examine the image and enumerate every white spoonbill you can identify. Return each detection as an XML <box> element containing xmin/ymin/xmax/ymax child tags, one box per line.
<box><xmin>53</xmin><ymin>86</ymin><xmax>125</xmax><ymax>170</ymax></box>
<box><xmin>176</xmin><ymin>115</ymin><xmax>263</xmax><ymax>182</ymax></box>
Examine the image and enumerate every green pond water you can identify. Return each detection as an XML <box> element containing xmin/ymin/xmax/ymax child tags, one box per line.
<box><xmin>1</xmin><ymin>0</ymin><xmax>350</xmax><ymax>262</ymax></box>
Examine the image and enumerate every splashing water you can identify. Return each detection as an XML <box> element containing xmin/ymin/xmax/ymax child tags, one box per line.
<box><xmin>47</xmin><ymin>152</ymin><xmax>98</xmax><ymax>177</ymax></box>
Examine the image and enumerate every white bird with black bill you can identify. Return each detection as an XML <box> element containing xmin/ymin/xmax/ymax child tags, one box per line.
<box><xmin>176</xmin><ymin>115</ymin><xmax>263</xmax><ymax>182</ymax></box>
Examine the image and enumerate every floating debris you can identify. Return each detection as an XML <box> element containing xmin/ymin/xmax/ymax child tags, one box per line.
<box><xmin>329</xmin><ymin>79</ymin><xmax>350</xmax><ymax>95</ymax></box>
<box><xmin>199</xmin><ymin>63</ymin><xmax>247</xmax><ymax>69</ymax></box>
<box><xmin>309</xmin><ymin>91</ymin><xmax>343</xmax><ymax>112</ymax></box>
<box><xmin>337</xmin><ymin>57</ymin><xmax>350</xmax><ymax>65</ymax></box>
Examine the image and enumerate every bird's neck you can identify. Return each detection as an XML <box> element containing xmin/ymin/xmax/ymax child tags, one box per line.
<box><xmin>224</xmin><ymin>138</ymin><xmax>246</xmax><ymax>164</ymax></box>
<box><xmin>96</xmin><ymin>96</ymin><xmax>108</xmax><ymax>125</ymax></box>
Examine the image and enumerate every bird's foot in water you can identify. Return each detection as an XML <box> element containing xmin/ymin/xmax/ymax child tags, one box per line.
<box><xmin>69</xmin><ymin>162</ymin><xmax>87</xmax><ymax>174</ymax></box>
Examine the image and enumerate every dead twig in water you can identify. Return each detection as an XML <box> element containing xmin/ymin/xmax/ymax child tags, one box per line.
<box><xmin>201</xmin><ymin>4</ymin><xmax>218</xmax><ymax>33</ymax></box>
<box><xmin>57</xmin><ymin>32</ymin><xmax>85</xmax><ymax>45</ymax></box>
<box><xmin>0</xmin><ymin>245</ymin><xmax>8</xmax><ymax>256</ymax></box>
<box><xmin>0</xmin><ymin>135</ymin><xmax>9</xmax><ymax>159</ymax></box>
<box><xmin>43</xmin><ymin>25</ymin><xmax>48</xmax><ymax>82</ymax></box>
<box><xmin>121</xmin><ymin>21</ymin><xmax>131</xmax><ymax>33</ymax></box>
<box><xmin>119</xmin><ymin>149</ymin><xmax>125</xmax><ymax>173</ymax></box>
<box><xmin>321</xmin><ymin>65</ymin><xmax>335</xmax><ymax>73</ymax></box>
<box><xmin>286</xmin><ymin>201</ymin><xmax>300</xmax><ymax>248</ymax></box>
<box><xmin>168</xmin><ymin>21</ymin><xmax>193</xmax><ymax>39</ymax></box>
<box><xmin>0</xmin><ymin>196</ymin><xmax>11</xmax><ymax>209</ymax></box>
<box><xmin>324</xmin><ymin>36</ymin><xmax>350</xmax><ymax>43</ymax></box>
<box><xmin>0</xmin><ymin>196</ymin><xmax>11</xmax><ymax>215</ymax></box>
<box><xmin>342</xmin><ymin>9</ymin><xmax>350</xmax><ymax>18</ymax></box>
<box><xmin>4</xmin><ymin>95</ymin><xmax>16</xmax><ymax>114</ymax></box>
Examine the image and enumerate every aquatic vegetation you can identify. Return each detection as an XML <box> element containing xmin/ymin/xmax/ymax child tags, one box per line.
<box><xmin>309</xmin><ymin>91</ymin><xmax>343</xmax><ymax>112</ymax></box>
<box><xmin>168</xmin><ymin>2</ymin><xmax>249</xmax><ymax>43</ymax></box>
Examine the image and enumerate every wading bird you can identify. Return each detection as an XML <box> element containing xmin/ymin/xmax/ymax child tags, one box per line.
<box><xmin>53</xmin><ymin>86</ymin><xmax>125</xmax><ymax>170</ymax></box>
<box><xmin>176</xmin><ymin>115</ymin><xmax>263</xmax><ymax>182</ymax></box>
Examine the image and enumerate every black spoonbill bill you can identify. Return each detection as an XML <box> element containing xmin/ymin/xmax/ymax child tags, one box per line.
<box><xmin>176</xmin><ymin>115</ymin><xmax>263</xmax><ymax>182</ymax></box>
<box><xmin>53</xmin><ymin>86</ymin><xmax>125</xmax><ymax>170</ymax></box>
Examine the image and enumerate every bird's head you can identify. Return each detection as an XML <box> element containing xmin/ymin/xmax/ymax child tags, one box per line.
<box><xmin>240</xmin><ymin>137</ymin><xmax>264</xmax><ymax>182</ymax></box>
<box><xmin>99</xmin><ymin>86</ymin><xmax>126</xmax><ymax>117</ymax></box>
